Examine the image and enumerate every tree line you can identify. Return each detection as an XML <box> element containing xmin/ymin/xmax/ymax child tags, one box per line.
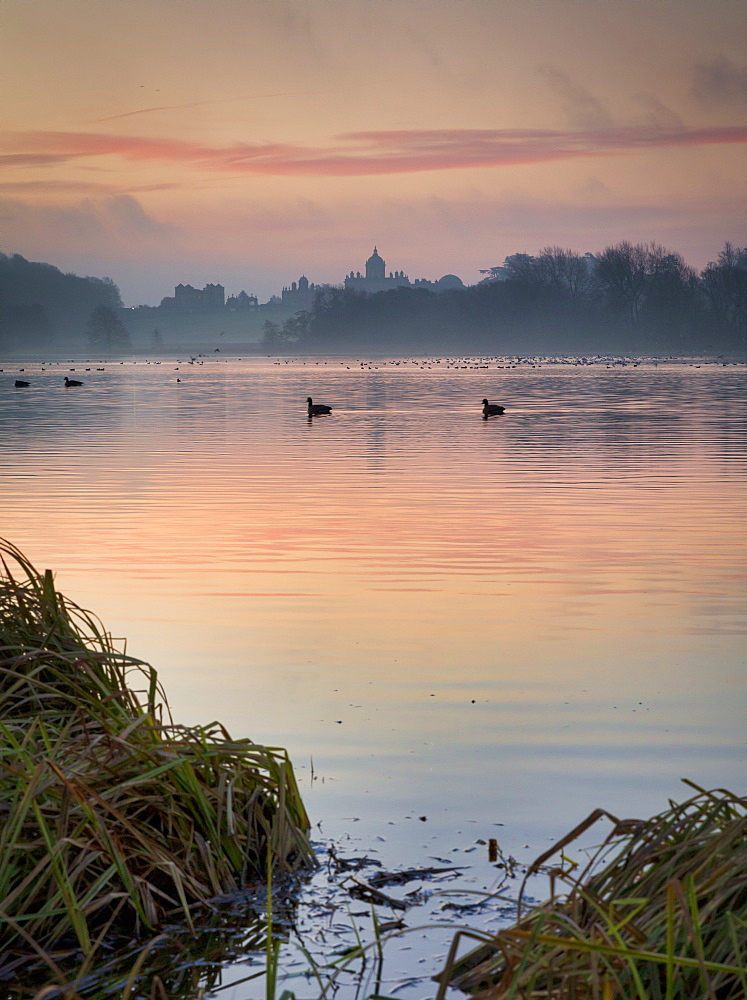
<box><xmin>0</xmin><ymin>253</ymin><xmax>134</xmax><ymax>353</ymax></box>
<box><xmin>3</xmin><ymin>242</ymin><xmax>744</xmax><ymax>357</ymax></box>
<box><xmin>261</xmin><ymin>241</ymin><xmax>746</xmax><ymax>355</ymax></box>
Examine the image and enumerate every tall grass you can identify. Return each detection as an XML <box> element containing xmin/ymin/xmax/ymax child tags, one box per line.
<box><xmin>0</xmin><ymin>539</ymin><xmax>315</xmax><ymax>980</ymax></box>
<box><xmin>437</xmin><ymin>782</ymin><xmax>746</xmax><ymax>999</ymax></box>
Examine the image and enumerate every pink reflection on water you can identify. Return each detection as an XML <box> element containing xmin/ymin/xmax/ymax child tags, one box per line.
<box><xmin>1</xmin><ymin>355</ymin><xmax>745</xmax><ymax>848</ymax></box>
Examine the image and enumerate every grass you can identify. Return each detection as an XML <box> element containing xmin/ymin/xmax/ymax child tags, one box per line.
<box><xmin>0</xmin><ymin>538</ymin><xmax>315</xmax><ymax>984</ymax></box>
<box><xmin>436</xmin><ymin>781</ymin><xmax>746</xmax><ymax>999</ymax></box>
<box><xmin>3</xmin><ymin>537</ymin><xmax>744</xmax><ymax>999</ymax></box>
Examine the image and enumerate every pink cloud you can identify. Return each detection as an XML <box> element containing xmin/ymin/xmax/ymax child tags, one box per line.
<box><xmin>0</xmin><ymin>153</ymin><xmax>71</xmax><ymax>166</ymax></box>
<box><xmin>0</xmin><ymin>178</ymin><xmax>182</xmax><ymax>196</ymax></box>
<box><xmin>1</xmin><ymin>125</ymin><xmax>745</xmax><ymax>178</ymax></box>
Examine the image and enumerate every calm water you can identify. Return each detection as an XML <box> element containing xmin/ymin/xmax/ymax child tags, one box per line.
<box><xmin>2</xmin><ymin>353</ymin><xmax>745</xmax><ymax>997</ymax></box>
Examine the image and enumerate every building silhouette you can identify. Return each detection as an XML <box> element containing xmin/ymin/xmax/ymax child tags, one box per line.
<box><xmin>160</xmin><ymin>282</ymin><xmax>226</xmax><ymax>311</ymax></box>
<box><xmin>344</xmin><ymin>247</ymin><xmax>464</xmax><ymax>295</ymax></box>
<box><xmin>226</xmin><ymin>290</ymin><xmax>258</xmax><ymax>311</ymax></box>
<box><xmin>280</xmin><ymin>275</ymin><xmax>325</xmax><ymax>311</ymax></box>
<box><xmin>345</xmin><ymin>247</ymin><xmax>411</xmax><ymax>295</ymax></box>
<box><xmin>149</xmin><ymin>248</ymin><xmax>464</xmax><ymax>319</ymax></box>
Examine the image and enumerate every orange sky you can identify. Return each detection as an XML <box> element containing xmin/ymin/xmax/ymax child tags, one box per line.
<box><xmin>2</xmin><ymin>0</ymin><xmax>745</xmax><ymax>304</ymax></box>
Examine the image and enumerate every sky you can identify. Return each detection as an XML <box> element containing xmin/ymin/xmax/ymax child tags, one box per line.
<box><xmin>1</xmin><ymin>0</ymin><xmax>745</xmax><ymax>306</ymax></box>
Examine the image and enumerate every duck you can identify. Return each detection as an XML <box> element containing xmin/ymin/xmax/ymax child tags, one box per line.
<box><xmin>14</xmin><ymin>380</ymin><xmax>30</xmax><ymax>387</ymax></box>
<box><xmin>64</xmin><ymin>377</ymin><xmax>83</xmax><ymax>387</ymax></box>
<box><xmin>482</xmin><ymin>398</ymin><xmax>505</xmax><ymax>417</ymax></box>
<box><xmin>307</xmin><ymin>396</ymin><xmax>332</xmax><ymax>416</ymax></box>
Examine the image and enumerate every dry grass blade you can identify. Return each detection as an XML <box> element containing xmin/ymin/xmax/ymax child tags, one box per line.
<box><xmin>0</xmin><ymin>538</ymin><xmax>316</xmax><ymax>980</ymax></box>
<box><xmin>438</xmin><ymin>783</ymin><xmax>746</xmax><ymax>999</ymax></box>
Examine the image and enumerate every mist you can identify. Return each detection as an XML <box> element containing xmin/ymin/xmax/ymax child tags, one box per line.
<box><xmin>2</xmin><ymin>241</ymin><xmax>744</xmax><ymax>358</ymax></box>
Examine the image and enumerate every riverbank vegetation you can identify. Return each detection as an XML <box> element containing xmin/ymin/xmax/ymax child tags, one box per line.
<box><xmin>0</xmin><ymin>539</ymin><xmax>314</xmax><ymax>984</ymax></box>
<box><xmin>1</xmin><ymin>539</ymin><xmax>744</xmax><ymax>998</ymax></box>
<box><xmin>438</xmin><ymin>783</ymin><xmax>746</xmax><ymax>999</ymax></box>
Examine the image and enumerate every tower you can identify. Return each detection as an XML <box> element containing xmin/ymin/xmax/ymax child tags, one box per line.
<box><xmin>365</xmin><ymin>247</ymin><xmax>385</xmax><ymax>281</ymax></box>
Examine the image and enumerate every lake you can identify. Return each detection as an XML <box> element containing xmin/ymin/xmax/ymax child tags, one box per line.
<box><xmin>1</xmin><ymin>352</ymin><xmax>745</xmax><ymax>997</ymax></box>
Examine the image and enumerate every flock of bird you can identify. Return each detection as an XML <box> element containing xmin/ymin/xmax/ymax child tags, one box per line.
<box><xmin>12</xmin><ymin>379</ymin><xmax>506</xmax><ymax>419</ymax></box>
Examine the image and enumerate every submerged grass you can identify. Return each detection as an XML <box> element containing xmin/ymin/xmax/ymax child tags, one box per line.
<box><xmin>0</xmin><ymin>538</ymin><xmax>315</xmax><ymax>982</ymax></box>
<box><xmin>437</xmin><ymin>782</ymin><xmax>746</xmax><ymax>999</ymax></box>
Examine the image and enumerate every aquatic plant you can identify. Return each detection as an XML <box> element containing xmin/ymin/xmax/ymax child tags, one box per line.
<box><xmin>437</xmin><ymin>782</ymin><xmax>746</xmax><ymax>998</ymax></box>
<box><xmin>0</xmin><ymin>538</ymin><xmax>315</xmax><ymax>979</ymax></box>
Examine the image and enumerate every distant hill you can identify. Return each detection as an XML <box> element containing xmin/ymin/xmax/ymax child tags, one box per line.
<box><xmin>0</xmin><ymin>253</ymin><xmax>123</xmax><ymax>352</ymax></box>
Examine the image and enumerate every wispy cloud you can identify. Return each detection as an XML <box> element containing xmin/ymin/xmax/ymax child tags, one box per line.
<box><xmin>0</xmin><ymin>178</ymin><xmax>181</xmax><ymax>197</ymax></box>
<box><xmin>691</xmin><ymin>56</ymin><xmax>747</xmax><ymax>108</ymax></box>
<box><xmin>538</xmin><ymin>66</ymin><xmax>614</xmax><ymax>130</ymax></box>
<box><xmin>0</xmin><ymin>153</ymin><xmax>72</xmax><ymax>166</ymax></box>
<box><xmin>2</xmin><ymin>124</ymin><xmax>745</xmax><ymax>179</ymax></box>
<box><xmin>630</xmin><ymin>95</ymin><xmax>685</xmax><ymax>130</ymax></box>
<box><xmin>92</xmin><ymin>93</ymin><xmax>297</xmax><ymax>123</ymax></box>
<box><xmin>94</xmin><ymin>103</ymin><xmax>212</xmax><ymax>123</ymax></box>
<box><xmin>0</xmin><ymin>179</ymin><xmax>119</xmax><ymax>195</ymax></box>
<box><xmin>0</xmin><ymin>194</ymin><xmax>177</xmax><ymax>244</ymax></box>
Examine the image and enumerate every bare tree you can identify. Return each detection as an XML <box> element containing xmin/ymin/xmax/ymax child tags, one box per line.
<box><xmin>260</xmin><ymin>312</ymin><xmax>310</xmax><ymax>350</ymax></box>
<box><xmin>501</xmin><ymin>253</ymin><xmax>544</xmax><ymax>285</ymax></box>
<box><xmin>537</xmin><ymin>246</ymin><xmax>594</xmax><ymax>301</ymax></box>
<box><xmin>594</xmin><ymin>241</ymin><xmax>651</xmax><ymax>327</ymax></box>
<box><xmin>87</xmin><ymin>305</ymin><xmax>132</xmax><ymax>353</ymax></box>
<box><xmin>701</xmin><ymin>242</ymin><xmax>747</xmax><ymax>335</ymax></box>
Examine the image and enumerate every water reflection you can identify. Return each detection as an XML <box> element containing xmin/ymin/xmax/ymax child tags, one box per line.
<box><xmin>6</xmin><ymin>887</ymin><xmax>288</xmax><ymax>999</ymax></box>
<box><xmin>1</xmin><ymin>356</ymin><xmax>745</xmax><ymax>861</ymax></box>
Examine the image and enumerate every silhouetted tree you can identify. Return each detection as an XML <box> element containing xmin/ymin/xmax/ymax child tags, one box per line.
<box><xmin>0</xmin><ymin>253</ymin><xmax>123</xmax><ymax>346</ymax></box>
<box><xmin>477</xmin><ymin>265</ymin><xmax>508</xmax><ymax>284</ymax></box>
<box><xmin>701</xmin><ymin>242</ymin><xmax>747</xmax><ymax>341</ymax></box>
<box><xmin>641</xmin><ymin>248</ymin><xmax>699</xmax><ymax>344</ymax></box>
<box><xmin>0</xmin><ymin>300</ymin><xmax>52</xmax><ymax>349</ymax></box>
<box><xmin>536</xmin><ymin>246</ymin><xmax>595</xmax><ymax>302</ymax></box>
<box><xmin>87</xmin><ymin>305</ymin><xmax>132</xmax><ymax>353</ymax></box>
<box><xmin>267</xmin><ymin>240</ymin><xmax>740</xmax><ymax>354</ymax></box>
<box><xmin>593</xmin><ymin>241</ymin><xmax>707</xmax><ymax>347</ymax></box>
<box><xmin>259</xmin><ymin>314</ymin><xmax>308</xmax><ymax>350</ymax></box>
<box><xmin>594</xmin><ymin>241</ymin><xmax>651</xmax><ymax>328</ymax></box>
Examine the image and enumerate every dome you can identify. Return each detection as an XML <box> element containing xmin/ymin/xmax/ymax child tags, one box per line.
<box><xmin>365</xmin><ymin>246</ymin><xmax>385</xmax><ymax>280</ymax></box>
<box><xmin>437</xmin><ymin>274</ymin><xmax>464</xmax><ymax>288</ymax></box>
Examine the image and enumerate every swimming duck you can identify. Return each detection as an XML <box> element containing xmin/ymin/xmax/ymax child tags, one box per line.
<box><xmin>307</xmin><ymin>396</ymin><xmax>332</xmax><ymax>416</ymax></box>
<box><xmin>15</xmin><ymin>380</ymin><xmax>30</xmax><ymax>387</ymax></box>
<box><xmin>482</xmin><ymin>398</ymin><xmax>505</xmax><ymax>417</ymax></box>
<box><xmin>64</xmin><ymin>377</ymin><xmax>83</xmax><ymax>386</ymax></box>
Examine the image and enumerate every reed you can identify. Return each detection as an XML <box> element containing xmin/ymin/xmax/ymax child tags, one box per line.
<box><xmin>437</xmin><ymin>782</ymin><xmax>746</xmax><ymax>999</ymax></box>
<box><xmin>0</xmin><ymin>539</ymin><xmax>315</xmax><ymax>979</ymax></box>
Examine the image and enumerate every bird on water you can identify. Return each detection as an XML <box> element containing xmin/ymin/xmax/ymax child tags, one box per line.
<box><xmin>15</xmin><ymin>380</ymin><xmax>30</xmax><ymax>387</ymax></box>
<box><xmin>307</xmin><ymin>396</ymin><xmax>332</xmax><ymax>416</ymax></box>
<box><xmin>64</xmin><ymin>377</ymin><xmax>83</xmax><ymax>387</ymax></box>
<box><xmin>482</xmin><ymin>398</ymin><xmax>505</xmax><ymax>417</ymax></box>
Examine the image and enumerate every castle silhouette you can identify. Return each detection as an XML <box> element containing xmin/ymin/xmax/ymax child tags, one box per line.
<box><xmin>155</xmin><ymin>247</ymin><xmax>464</xmax><ymax>316</ymax></box>
<box><xmin>344</xmin><ymin>247</ymin><xmax>464</xmax><ymax>295</ymax></box>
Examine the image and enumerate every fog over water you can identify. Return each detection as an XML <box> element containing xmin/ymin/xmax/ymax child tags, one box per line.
<box><xmin>2</xmin><ymin>353</ymin><xmax>745</xmax><ymax>996</ymax></box>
